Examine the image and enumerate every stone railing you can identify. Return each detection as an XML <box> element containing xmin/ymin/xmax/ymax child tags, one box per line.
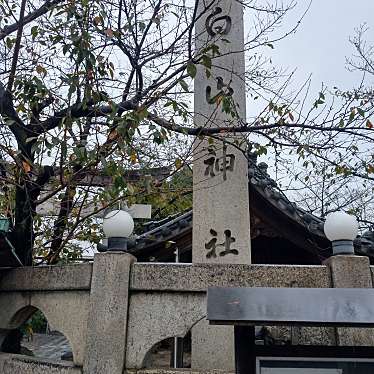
<box><xmin>1</xmin><ymin>254</ymin><xmax>374</xmax><ymax>374</ymax></box>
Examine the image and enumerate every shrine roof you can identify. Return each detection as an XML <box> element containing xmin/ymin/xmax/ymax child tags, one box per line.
<box><xmin>129</xmin><ymin>154</ymin><xmax>374</xmax><ymax>261</ymax></box>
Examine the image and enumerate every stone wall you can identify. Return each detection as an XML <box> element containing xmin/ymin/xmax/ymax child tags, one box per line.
<box><xmin>0</xmin><ymin>255</ymin><xmax>373</xmax><ymax>373</ymax></box>
<box><xmin>127</xmin><ymin>262</ymin><xmax>334</xmax><ymax>369</ymax></box>
<box><xmin>0</xmin><ymin>353</ymin><xmax>82</xmax><ymax>374</ymax></box>
<box><xmin>0</xmin><ymin>263</ymin><xmax>91</xmax><ymax>366</ymax></box>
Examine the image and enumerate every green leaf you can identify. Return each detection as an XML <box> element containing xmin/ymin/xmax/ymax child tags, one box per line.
<box><xmin>6</xmin><ymin>37</ymin><xmax>15</xmax><ymax>50</ymax></box>
<box><xmin>357</xmin><ymin>108</ymin><xmax>365</xmax><ymax>117</ymax></box>
<box><xmin>187</xmin><ymin>63</ymin><xmax>197</xmax><ymax>79</ymax></box>
<box><xmin>31</xmin><ymin>26</ymin><xmax>39</xmax><ymax>40</ymax></box>
<box><xmin>62</xmin><ymin>44</ymin><xmax>70</xmax><ymax>55</ymax></box>
<box><xmin>152</xmin><ymin>17</ymin><xmax>161</xmax><ymax>25</ymax></box>
<box><xmin>137</xmin><ymin>107</ymin><xmax>148</xmax><ymax>120</ymax></box>
<box><xmin>201</xmin><ymin>55</ymin><xmax>212</xmax><ymax>69</ymax></box>
<box><xmin>175</xmin><ymin>158</ymin><xmax>182</xmax><ymax>169</ymax></box>
<box><xmin>179</xmin><ymin>79</ymin><xmax>189</xmax><ymax>92</ymax></box>
<box><xmin>114</xmin><ymin>176</ymin><xmax>125</xmax><ymax>188</ymax></box>
<box><xmin>210</xmin><ymin>44</ymin><xmax>220</xmax><ymax>56</ymax></box>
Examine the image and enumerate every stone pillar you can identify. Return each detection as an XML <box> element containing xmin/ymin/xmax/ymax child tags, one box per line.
<box><xmin>192</xmin><ymin>0</ymin><xmax>250</xmax><ymax>370</ymax></box>
<box><xmin>83</xmin><ymin>252</ymin><xmax>135</xmax><ymax>374</ymax></box>
<box><xmin>326</xmin><ymin>255</ymin><xmax>374</xmax><ymax>346</ymax></box>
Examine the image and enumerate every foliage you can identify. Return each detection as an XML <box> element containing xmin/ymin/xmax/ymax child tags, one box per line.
<box><xmin>266</xmin><ymin>24</ymin><xmax>374</xmax><ymax>231</ymax></box>
<box><xmin>20</xmin><ymin>310</ymin><xmax>48</xmax><ymax>338</ymax></box>
<box><xmin>1</xmin><ymin>0</ymin><xmax>303</xmax><ymax>264</ymax></box>
<box><xmin>141</xmin><ymin>166</ymin><xmax>193</xmax><ymax>222</ymax></box>
<box><xmin>0</xmin><ymin>0</ymin><xmax>373</xmax><ymax>264</ymax></box>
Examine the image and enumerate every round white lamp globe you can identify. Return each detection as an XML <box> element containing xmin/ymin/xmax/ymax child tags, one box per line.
<box><xmin>324</xmin><ymin>211</ymin><xmax>358</xmax><ymax>242</ymax></box>
<box><xmin>103</xmin><ymin>209</ymin><xmax>134</xmax><ymax>238</ymax></box>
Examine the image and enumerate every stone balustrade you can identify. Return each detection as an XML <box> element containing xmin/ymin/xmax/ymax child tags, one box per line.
<box><xmin>0</xmin><ymin>254</ymin><xmax>373</xmax><ymax>374</ymax></box>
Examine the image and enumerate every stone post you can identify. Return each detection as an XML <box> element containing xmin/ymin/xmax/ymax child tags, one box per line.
<box><xmin>326</xmin><ymin>255</ymin><xmax>374</xmax><ymax>346</ymax></box>
<box><xmin>192</xmin><ymin>0</ymin><xmax>250</xmax><ymax>370</ymax></box>
<box><xmin>83</xmin><ymin>252</ymin><xmax>135</xmax><ymax>374</ymax></box>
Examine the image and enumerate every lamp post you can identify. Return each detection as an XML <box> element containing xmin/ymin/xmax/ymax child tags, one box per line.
<box><xmin>324</xmin><ymin>211</ymin><xmax>359</xmax><ymax>255</ymax></box>
<box><xmin>103</xmin><ymin>209</ymin><xmax>134</xmax><ymax>252</ymax></box>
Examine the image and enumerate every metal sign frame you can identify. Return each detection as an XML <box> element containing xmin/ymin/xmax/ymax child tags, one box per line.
<box><xmin>207</xmin><ymin>286</ymin><xmax>374</xmax><ymax>374</ymax></box>
<box><xmin>256</xmin><ymin>356</ymin><xmax>374</xmax><ymax>374</ymax></box>
<box><xmin>207</xmin><ymin>287</ymin><xmax>374</xmax><ymax>327</ymax></box>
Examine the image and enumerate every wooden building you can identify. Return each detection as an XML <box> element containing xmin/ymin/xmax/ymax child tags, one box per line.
<box><xmin>129</xmin><ymin>154</ymin><xmax>374</xmax><ymax>264</ymax></box>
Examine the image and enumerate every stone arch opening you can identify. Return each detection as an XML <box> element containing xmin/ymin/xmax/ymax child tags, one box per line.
<box><xmin>126</xmin><ymin>292</ymin><xmax>206</xmax><ymax>369</ymax></box>
<box><xmin>1</xmin><ymin>306</ymin><xmax>74</xmax><ymax>362</ymax></box>
<box><xmin>144</xmin><ymin>330</ymin><xmax>191</xmax><ymax>369</ymax></box>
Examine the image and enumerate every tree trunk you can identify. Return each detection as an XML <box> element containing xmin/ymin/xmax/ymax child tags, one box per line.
<box><xmin>9</xmin><ymin>165</ymin><xmax>54</xmax><ymax>266</ymax></box>
<box><xmin>11</xmin><ymin>184</ymin><xmax>35</xmax><ymax>266</ymax></box>
<box><xmin>47</xmin><ymin>184</ymin><xmax>77</xmax><ymax>264</ymax></box>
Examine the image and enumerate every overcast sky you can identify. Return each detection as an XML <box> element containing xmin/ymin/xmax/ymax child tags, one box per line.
<box><xmin>259</xmin><ymin>0</ymin><xmax>374</xmax><ymax>96</ymax></box>
<box><xmin>241</xmin><ymin>0</ymin><xmax>374</xmax><ymax>211</ymax></box>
